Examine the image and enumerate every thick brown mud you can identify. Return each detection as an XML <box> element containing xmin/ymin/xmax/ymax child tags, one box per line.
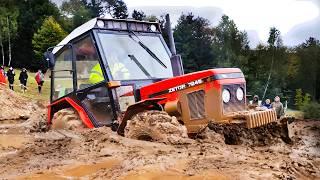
<box><xmin>0</xmin><ymin>86</ymin><xmax>319</xmax><ymax>179</ymax></box>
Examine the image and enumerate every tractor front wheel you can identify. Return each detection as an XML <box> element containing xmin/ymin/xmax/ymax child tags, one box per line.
<box><xmin>124</xmin><ymin>110</ymin><xmax>188</xmax><ymax>143</ymax></box>
<box><xmin>51</xmin><ymin>108</ymin><xmax>84</xmax><ymax>130</ymax></box>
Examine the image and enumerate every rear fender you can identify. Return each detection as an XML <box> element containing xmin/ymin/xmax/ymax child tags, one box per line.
<box><xmin>117</xmin><ymin>98</ymin><xmax>165</xmax><ymax>136</ymax></box>
<box><xmin>47</xmin><ymin>97</ymin><xmax>94</xmax><ymax>128</ymax></box>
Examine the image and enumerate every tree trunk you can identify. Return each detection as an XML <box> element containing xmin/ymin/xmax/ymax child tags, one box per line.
<box><xmin>7</xmin><ymin>16</ymin><xmax>12</xmax><ymax>67</ymax></box>
<box><xmin>0</xmin><ymin>32</ymin><xmax>4</xmax><ymax>66</ymax></box>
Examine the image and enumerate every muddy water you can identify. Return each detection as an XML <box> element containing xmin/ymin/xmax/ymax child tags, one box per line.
<box><xmin>0</xmin><ymin>134</ymin><xmax>30</xmax><ymax>148</ymax></box>
<box><xmin>16</xmin><ymin>158</ymin><xmax>120</xmax><ymax>179</ymax></box>
<box><xmin>122</xmin><ymin>170</ymin><xmax>229</xmax><ymax>180</ymax></box>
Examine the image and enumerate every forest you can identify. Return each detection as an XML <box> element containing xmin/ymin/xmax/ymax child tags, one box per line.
<box><xmin>0</xmin><ymin>0</ymin><xmax>319</xmax><ymax>109</ymax></box>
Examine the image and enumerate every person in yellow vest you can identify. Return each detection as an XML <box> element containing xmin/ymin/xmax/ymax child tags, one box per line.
<box><xmin>89</xmin><ymin>63</ymin><xmax>104</xmax><ymax>84</ymax></box>
<box><xmin>89</xmin><ymin>62</ymin><xmax>130</xmax><ymax>84</ymax></box>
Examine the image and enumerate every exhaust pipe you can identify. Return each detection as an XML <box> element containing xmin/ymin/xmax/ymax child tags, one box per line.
<box><xmin>165</xmin><ymin>14</ymin><xmax>184</xmax><ymax>76</ymax></box>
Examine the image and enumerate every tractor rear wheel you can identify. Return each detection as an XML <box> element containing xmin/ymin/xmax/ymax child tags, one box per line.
<box><xmin>51</xmin><ymin>108</ymin><xmax>84</xmax><ymax>130</ymax></box>
<box><xmin>124</xmin><ymin>110</ymin><xmax>188</xmax><ymax>143</ymax></box>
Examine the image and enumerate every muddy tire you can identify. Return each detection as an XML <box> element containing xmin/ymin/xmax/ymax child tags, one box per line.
<box><xmin>124</xmin><ymin>110</ymin><xmax>188</xmax><ymax>142</ymax></box>
<box><xmin>51</xmin><ymin>108</ymin><xmax>84</xmax><ymax>130</ymax></box>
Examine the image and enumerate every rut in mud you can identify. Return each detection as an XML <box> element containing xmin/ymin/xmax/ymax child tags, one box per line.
<box><xmin>0</xmin><ymin>86</ymin><xmax>319</xmax><ymax>179</ymax></box>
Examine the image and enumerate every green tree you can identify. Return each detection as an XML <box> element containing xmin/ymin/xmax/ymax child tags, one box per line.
<box><xmin>212</xmin><ymin>15</ymin><xmax>249</xmax><ymax>68</ymax></box>
<box><xmin>61</xmin><ymin>0</ymin><xmax>93</xmax><ymax>32</ymax></box>
<box><xmin>174</xmin><ymin>13</ymin><xmax>215</xmax><ymax>73</ymax></box>
<box><xmin>32</xmin><ymin>16</ymin><xmax>67</xmax><ymax>69</ymax></box>
<box><xmin>81</xmin><ymin>0</ymin><xmax>104</xmax><ymax>17</ymax></box>
<box><xmin>267</xmin><ymin>27</ymin><xmax>282</xmax><ymax>48</ymax></box>
<box><xmin>295</xmin><ymin>37</ymin><xmax>320</xmax><ymax>101</ymax></box>
<box><xmin>295</xmin><ymin>89</ymin><xmax>304</xmax><ymax>110</ymax></box>
<box><xmin>110</xmin><ymin>0</ymin><xmax>128</xmax><ymax>19</ymax></box>
<box><xmin>132</xmin><ymin>10</ymin><xmax>146</xmax><ymax>21</ymax></box>
<box><xmin>0</xmin><ymin>0</ymin><xmax>19</xmax><ymax>66</ymax></box>
<box><xmin>12</xmin><ymin>0</ymin><xmax>60</xmax><ymax>70</ymax></box>
<box><xmin>259</xmin><ymin>27</ymin><xmax>288</xmax><ymax>100</ymax></box>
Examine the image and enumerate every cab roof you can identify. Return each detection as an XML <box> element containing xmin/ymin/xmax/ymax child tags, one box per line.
<box><xmin>52</xmin><ymin>18</ymin><xmax>161</xmax><ymax>55</ymax></box>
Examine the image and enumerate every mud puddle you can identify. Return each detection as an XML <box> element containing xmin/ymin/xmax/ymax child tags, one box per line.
<box><xmin>0</xmin><ymin>134</ymin><xmax>30</xmax><ymax>148</ymax></box>
<box><xmin>0</xmin><ymin>119</ymin><xmax>26</xmax><ymax>125</ymax></box>
<box><xmin>15</xmin><ymin>158</ymin><xmax>120</xmax><ymax>179</ymax></box>
<box><xmin>122</xmin><ymin>170</ymin><xmax>229</xmax><ymax>180</ymax></box>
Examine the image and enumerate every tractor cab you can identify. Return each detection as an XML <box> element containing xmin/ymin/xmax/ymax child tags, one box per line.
<box><xmin>47</xmin><ymin>18</ymin><xmax>181</xmax><ymax>127</ymax></box>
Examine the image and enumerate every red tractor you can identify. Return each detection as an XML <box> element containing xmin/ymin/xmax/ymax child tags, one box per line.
<box><xmin>45</xmin><ymin>16</ymin><xmax>278</xmax><ymax>141</ymax></box>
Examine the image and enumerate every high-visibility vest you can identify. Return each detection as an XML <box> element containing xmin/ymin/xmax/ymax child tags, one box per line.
<box><xmin>89</xmin><ymin>63</ymin><xmax>104</xmax><ymax>84</ymax></box>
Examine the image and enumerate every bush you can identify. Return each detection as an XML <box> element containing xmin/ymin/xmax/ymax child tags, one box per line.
<box><xmin>295</xmin><ymin>89</ymin><xmax>311</xmax><ymax>110</ymax></box>
<box><xmin>302</xmin><ymin>102</ymin><xmax>320</xmax><ymax>119</ymax></box>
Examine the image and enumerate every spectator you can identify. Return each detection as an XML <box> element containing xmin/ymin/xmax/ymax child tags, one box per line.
<box><xmin>271</xmin><ymin>96</ymin><xmax>285</xmax><ymax>118</ymax></box>
<box><xmin>35</xmin><ymin>70</ymin><xmax>44</xmax><ymax>93</ymax></box>
<box><xmin>262</xmin><ymin>99</ymin><xmax>272</xmax><ymax>109</ymax></box>
<box><xmin>0</xmin><ymin>65</ymin><xmax>6</xmax><ymax>85</ymax></box>
<box><xmin>6</xmin><ymin>67</ymin><xmax>15</xmax><ymax>91</ymax></box>
<box><xmin>19</xmin><ymin>68</ymin><xmax>28</xmax><ymax>92</ymax></box>
<box><xmin>0</xmin><ymin>65</ymin><xmax>4</xmax><ymax>75</ymax></box>
<box><xmin>252</xmin><ymin>95</ymin><xmax>259</xmax><ymax>106</ymax></box>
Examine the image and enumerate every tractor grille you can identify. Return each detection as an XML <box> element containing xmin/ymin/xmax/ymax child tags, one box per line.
<box><xmin>223</xmin><ymin>84</ymin><xmax>246</xmax><ymax>114</ymax></box>
<box><xmin>187</xmin><ymin>90</ymin><xmax>205</xmax><ymax>120</ymax></box>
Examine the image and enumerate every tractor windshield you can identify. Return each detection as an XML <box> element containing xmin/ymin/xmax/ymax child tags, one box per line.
<box><xmin>98</xmin><ymin>33</ymin><xmax>173</xmax><ymax>80</ymax></box>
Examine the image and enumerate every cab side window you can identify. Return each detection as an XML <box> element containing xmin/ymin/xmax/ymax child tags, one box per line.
<box><xmin>53</xmin><ymin>47</ymin><xmax>73</xmax><ymax>100</ymax></box>
<box><xmin>74</xmin><ymin>36</ymin><xmax>105</xmax><ymax>89</ymax></box>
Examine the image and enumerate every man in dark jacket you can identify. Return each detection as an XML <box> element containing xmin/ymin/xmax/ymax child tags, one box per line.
<box><xmin>6</xmin><ymin>67</ymin><xmax>15</xmax><ymax>90</ymax></box>
<box><xmin>19</xmin><ymin>68</ymin><xmax>28</xmax><ymax>92</ymax></box>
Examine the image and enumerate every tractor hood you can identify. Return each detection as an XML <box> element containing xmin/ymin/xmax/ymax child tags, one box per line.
<box><xmin>139</xmin><ymin>68</ymin><xmax>245</xmax><ymax>100</ymax></box>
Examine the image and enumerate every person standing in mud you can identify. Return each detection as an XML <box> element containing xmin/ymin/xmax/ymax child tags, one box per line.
<box><xmin>35</xmin><ymin>70</ymin><xmax>44</xmax><ymax>94</ymax></box>
<box><xmin>271</xmin><ymin>96</ymin><xmax>285</xmax><ymax>118</ymax></box>
<box><xmin>0</xmin><ymin>65</ymin><xmax>6</xmax><ymax>85</ymax></box>
<box><xmin>0</xmin><ymin>65</ymin><xmax>4</xmax><ymax>75</ymax></box>
<box><xmin>6</xmin><ymin>67</ymin><xmax>15</xmax><ymax>90</ymax></box>
<box><xmin>19</xmin><ymin>68</ymin><xmax>28</xmax><ymax>92</ymax></box>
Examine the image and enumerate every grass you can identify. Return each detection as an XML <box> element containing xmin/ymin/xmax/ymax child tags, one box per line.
<box><xmin>286</xmin><ymin>108</ymin><xmax>304</xmax><ymax>119</ymax></box>
<box><xmin>3</xmin><ymin>68</ymin><xmax>50</xmax><ymax>103</ymax></box>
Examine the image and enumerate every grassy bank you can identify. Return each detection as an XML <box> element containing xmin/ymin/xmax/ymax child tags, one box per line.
<box><xmin>2</xmin><ymin>69</ymin><xmax>50</xmax><ymax>102</ymax></box>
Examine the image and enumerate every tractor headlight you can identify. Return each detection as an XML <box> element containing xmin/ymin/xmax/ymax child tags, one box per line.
<box><xmin>222</xmin><ymin>89</ymin><xmax>231</xmax><ymax>103</ymax></box>
<box><xmin>236</xmin><ymin>87</ymin><xmax>244</xmax><ymax>101</ymax></box>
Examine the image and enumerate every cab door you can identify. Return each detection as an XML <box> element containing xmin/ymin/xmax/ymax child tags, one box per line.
<box><xmin>73</xmin><ymin>35</ymin><xmax>115</xmax><ymax>127</ymax></box>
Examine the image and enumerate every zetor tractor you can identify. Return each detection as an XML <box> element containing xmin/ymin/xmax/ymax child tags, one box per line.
<box><xmin>45</xmin><ymin>16</ymin><xmax>278</xmax><ymax>141</ymax></box>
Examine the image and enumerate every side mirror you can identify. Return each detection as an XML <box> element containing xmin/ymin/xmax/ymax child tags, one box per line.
<box><xmin>44</xmin><ymin>51</ymin><xmax>55</xmax><ymax>70</ymax></box>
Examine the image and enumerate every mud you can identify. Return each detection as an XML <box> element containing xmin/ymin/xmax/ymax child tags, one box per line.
<box><xmin>208</xmin><ymin>120</ymin><xmax>292</xmax><ymax>146</ymax></box>
<box><xmin>124</xmin><ymin>111</ymin><xmax>189</xmax><ymax>144</ymax></box>
<box><xmin>0</xmin><ymin>86</ymin><xmax>319</xmax><ymax>179</ymax></box>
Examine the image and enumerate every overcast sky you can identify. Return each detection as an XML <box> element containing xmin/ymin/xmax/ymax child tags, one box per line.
<box><xmin>53</xmin><ymin>0</ymin><xmax>320</xmax><ymax>47</ymax></box>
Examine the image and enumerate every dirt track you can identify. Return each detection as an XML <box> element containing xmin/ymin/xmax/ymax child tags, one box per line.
<box><xmin>0</xmin><ymin>86</ymin><xmax>319</xmax><ymax>179</ymax></box>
